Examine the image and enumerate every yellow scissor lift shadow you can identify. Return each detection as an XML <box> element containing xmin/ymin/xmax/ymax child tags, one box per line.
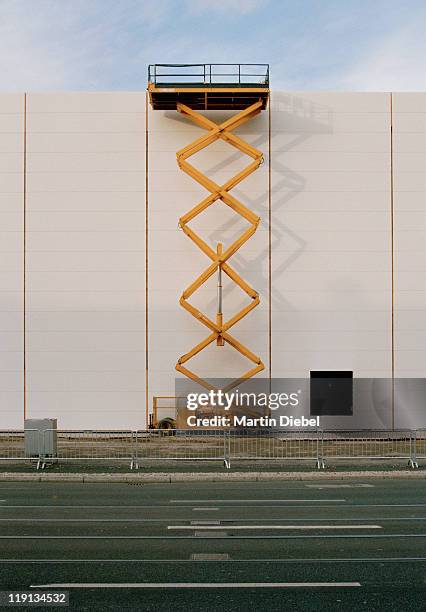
<box><xmin>148</xmin><ymin>64</ymin><xmax>269</xmax><ymax>395</ymax></box>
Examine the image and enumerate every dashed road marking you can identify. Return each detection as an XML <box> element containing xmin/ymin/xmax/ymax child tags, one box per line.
<box><xmin>192</xmin><ymin>508</ymin><xmax>219</xmax><ymax>511</ymax></box>
<box><xmin>172</xmin><ymin>499</ymin><xmax>346</xmax><ymax>503</ymax></box>
<box><xmin>194</xmin><ymin>531</ymin><xmax>228</xmax><ymax>537</ymax></box>
<box><xmin>190</xmin><ymin>553</ymin><xmax>230</xmax><ymax>560</ymax></box>
<box><xmin>169</xmin><ymin>525</ymin><xmax>383</xmax><ymax>531</ymax></box>
<box><xmin>305</xmin><ymin>485</ymin><xmax>374</xmax><ymax>489</ymax></box>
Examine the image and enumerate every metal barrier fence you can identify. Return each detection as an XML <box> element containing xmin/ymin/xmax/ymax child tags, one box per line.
<box><xmin>137</xmin><ymin>430</ymin><xmax>229</xmax><ymax>467</ymax></box>
<box><xmin>230</xmin><ymin>430</ymin><xmax>323</xmax><ymax>468</ymax></box>
<box><xmin>321</xmin><ymin>430</ymin><xmax>417</xmax><ymax>469</ymax></box>
<box><xmin>43</xmin><ymin>430</ymin><xmax>138</xmax><ymax>469</ymax></box>
<box><xmin>0</xmin><ymin>430</ymin><xmax>35</xmax><ymax>462</ymax></box>
<box><xmin>0</xmin><ymin>429</ymin><xmax>425</xmax><ymax>470</ymax></box>
<box><xmin>414</xmin><ymin>429</ymin><xmax>426</xmax><ymax>465</ymax></box>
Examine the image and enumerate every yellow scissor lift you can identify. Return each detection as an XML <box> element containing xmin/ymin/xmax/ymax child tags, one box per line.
<box><xmin>148</xmin><ymin>64</ymin><xmax>269</xmax><ymax>428</ymax></box>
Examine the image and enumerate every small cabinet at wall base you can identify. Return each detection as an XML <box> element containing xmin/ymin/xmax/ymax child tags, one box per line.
<box><xmin>24</xmin><ymin>418</ymin><xmax>57</xmax><ymax>458</ymax></box>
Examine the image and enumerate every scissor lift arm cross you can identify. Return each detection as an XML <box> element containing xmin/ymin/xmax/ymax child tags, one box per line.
<box><xmin>175</xmin><ymin>100</ymin><xmax>265</xmax><ymax>391</ymax></box>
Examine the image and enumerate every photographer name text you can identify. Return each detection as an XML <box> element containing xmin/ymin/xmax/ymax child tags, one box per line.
<box><xmin>186</xmin><ymin>415</ymin><xmax>320</xmax><ymax>428</ymax></box>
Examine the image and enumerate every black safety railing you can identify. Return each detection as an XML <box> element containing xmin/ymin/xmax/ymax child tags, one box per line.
<box><xmin>148</xmin><ymin>64</ymin><xmax>269</xmax><ymax>87</ymax></box>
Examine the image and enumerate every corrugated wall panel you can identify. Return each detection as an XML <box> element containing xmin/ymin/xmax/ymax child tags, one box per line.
<box><xmin>25</xmin><ymin>93</ymin><xmax>146</xmax><ymax>430</ymax></box>
<box><xmin>270</xmin><ymin>93</ymin><xmax>392</xmax><ymax>377</ymax></box>
<box><xmin>393</xmin><ymin>92</ymin><xmax>426</xmax><ymax>427</ymax></box>
<box><xmin>0</xmin><ymin>94</ymin><xmax>24</xmax><ymax>428</ymax></box>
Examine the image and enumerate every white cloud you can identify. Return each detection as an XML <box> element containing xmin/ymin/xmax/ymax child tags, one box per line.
<box><xmin>0</xmin><ymin>0</ymin><xmax>189</xmax><ymax>91</ymax></box>
<box><xmin>186</xmin><ymin>0</ymin><xmax>267</xmax><ymax>15</ymax></box>
<box><xmin>0</xmin><ymin>0</ymin><xmax>106</xmax><ymax>90</ymax></box>
<box><xmin>340</xmin><ymin>24</ymin><xmax>426</xmax><ymax>91</ymax></box>
<box><xmin>0</xmin><ymin>0</ymin><xmax>424</xmax><ymax>93</ymax></box>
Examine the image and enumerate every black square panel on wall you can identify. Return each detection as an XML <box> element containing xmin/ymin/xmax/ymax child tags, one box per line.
<box><xmin>310</xmin><ymin>371</ymin><xmax>353</xmax><ymax>416</ymax></box>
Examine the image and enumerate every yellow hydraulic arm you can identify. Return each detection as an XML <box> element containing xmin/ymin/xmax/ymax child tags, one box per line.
<box><xmin>175</xmin><ymin>100</ymin><xmax>265</xmax><ymax>391</ymax></box>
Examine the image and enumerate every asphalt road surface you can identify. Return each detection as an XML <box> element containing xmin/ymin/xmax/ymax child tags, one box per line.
<box><xmin>0</xmin><ymin>479</ymin><xmax>424</xmax><ymax>611</ymax></box>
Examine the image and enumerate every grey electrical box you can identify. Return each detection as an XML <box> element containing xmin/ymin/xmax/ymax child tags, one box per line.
<box><xmin>24</xmin><ymin>419</ymin><xmax>57</xmax><ymax>457</ymax></box>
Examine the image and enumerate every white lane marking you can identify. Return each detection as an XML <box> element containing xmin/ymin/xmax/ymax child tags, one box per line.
<box><xmin>0</xmin><ymin>517</ymin><xmax>422</xmax><ymax>523</ymax></box>
<box><xmin>1</xmin><ymin>503</ymin><xmax>425</xmax><ymax>508</ymax></box>
<box><xmin>0</xmin><ymin>518</ymin><xmax>226</xmax><ymax>523</ymax></box>
<box><xmin>169</xmin><ymin>525</ymin><xmax>383</xmax><ymax>531</ymax></box>
<box><xmin>305</xmin><ymin>485</ymin><xmax>374</xmax><ymax>489</ymax></box>
<box><xmin>0</xmin><ymin>557</ymin><xmax>425</xmax><ymax>563</ymax></box>
<box><xmin>0</xmin><ymin>534</ymin><xmax>421</xmax><ymax>540</ymax></box>
<box><xmin>0</xmin><ymin>499</ymin><xmax>216</xmax><ymax>510</ymax></box>
<box><xmin>195</xmin><ymin>531</ymin><xmax>227</xmax><ymax>537</ymax></box>
<box><xmin>191</xmin><ymin>553</ymin><xmax>229</xmax><ymax>560</ymax></box>
<box><xmin>192</xmin><ymin>508</ymin><xmax>219</xmax><ymax>511</ymax></box>
<box><xmin>172</xmin><ymin>499</ymin><xmax>346</xmax><ymax>503</ymax></box>
<box><xmin>31</xmin><ymin>582</ymin><xmax>362</xmax><ymax>589</ymax></box>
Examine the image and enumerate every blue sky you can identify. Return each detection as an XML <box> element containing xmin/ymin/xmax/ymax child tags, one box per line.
<box><xmin>0</xmin><ymin>0</ymin><xmax>425</xmax><ymax>91</ymax></box>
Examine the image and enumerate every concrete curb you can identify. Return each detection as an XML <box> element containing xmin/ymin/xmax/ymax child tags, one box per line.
<box><xmin>0</xmin><ymin>470</ymin><xmax>425</xmax><ymax>483</ymax></box>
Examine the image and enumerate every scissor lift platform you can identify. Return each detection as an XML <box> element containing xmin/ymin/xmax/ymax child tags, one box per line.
<box><xmin>148</xmin><ymin>63</ymin><xmax>269</xmax><ymax>110</ymax></box>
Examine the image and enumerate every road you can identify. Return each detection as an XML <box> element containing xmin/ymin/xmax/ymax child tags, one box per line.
<box><xmin>0</xmin><ymin>479</ymin><xmax>424</xmax><ymax>610</ymax></box>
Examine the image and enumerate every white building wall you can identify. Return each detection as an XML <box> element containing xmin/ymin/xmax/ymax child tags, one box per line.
<box><xmin>393</xmin><ymin>92</ymin><xmax>426</xmax><ymax>376</ymax></box>
<box><xmin>0</xmin><ymin>94</ymin><xmax>24</xmax><ymax>428</ymax></box>
<box><xmin>1</xmin><ymin>90</ymin><xmax>426</xmax><ymax>429</ymax></box>
<box><xmin>270</xmin><ymin>92</ymin><xmax>392</xmax><ymax>377</ymax></box>
<box><xmin>270</xmin><ymin>92</ymin><xmax>393</xmax><ymax>428</ymax></box>
<box><xmin>393</xmin><ymin>93</ymin><xmax>426</xmax><ymax>427</ymax></box>
<box><xmin>25</xmin><ymin>93</ymin><xmax>146</xmax><ymax>429</ymax></box>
